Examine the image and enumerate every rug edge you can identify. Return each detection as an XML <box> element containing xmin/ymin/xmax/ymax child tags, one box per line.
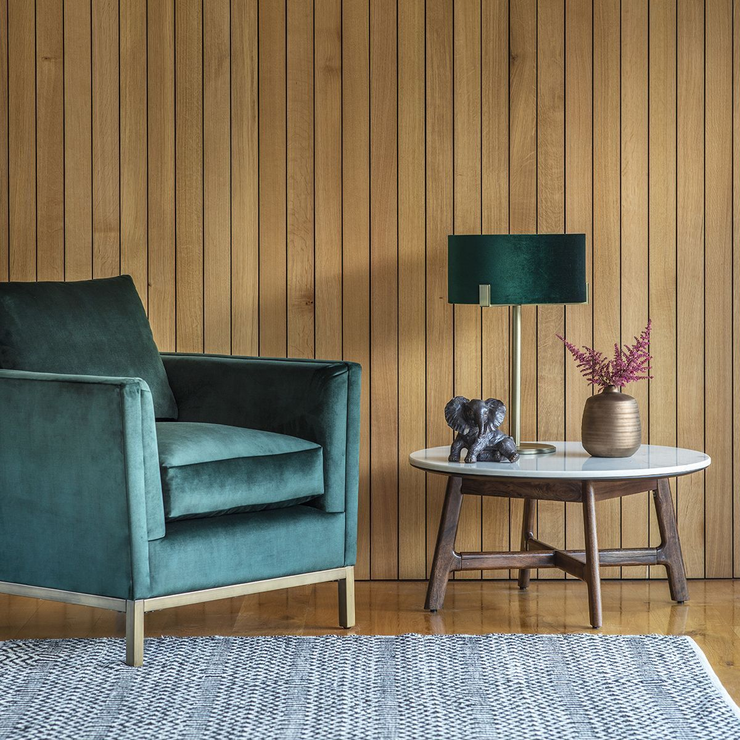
<box><xmin>683</xmin><ymin>636</ymin><xmax>740</xmax><ymax>720</ymax></box>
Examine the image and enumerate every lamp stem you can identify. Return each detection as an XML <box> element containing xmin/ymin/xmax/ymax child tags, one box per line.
<box><xmin>511</xmin><ymin>304</ymin><xmax>522</xmax><ymax>446</ymax></box>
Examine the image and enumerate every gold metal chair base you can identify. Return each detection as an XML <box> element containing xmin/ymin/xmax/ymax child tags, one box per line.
<box><xmin>0</xmin><ymin>565</ymin><xmax>356</xmax><ymax>667</ymax></box>
<box><xmin>517</xmin><ymin>442</ymin><xmax>557</xmax><ymax>455</ymax></box>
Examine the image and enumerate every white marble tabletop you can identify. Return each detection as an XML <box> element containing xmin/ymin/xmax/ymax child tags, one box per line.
<box><xmin>409</xmin><ymin>442</ymin><xmax>710</xmax><ymax>480</ymax></box>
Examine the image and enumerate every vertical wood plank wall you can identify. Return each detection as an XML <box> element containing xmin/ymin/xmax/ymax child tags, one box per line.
<box><xmin>2</xmin><ymin>0</ymin><xmax>738</xmax><ymax>580</ymax></box>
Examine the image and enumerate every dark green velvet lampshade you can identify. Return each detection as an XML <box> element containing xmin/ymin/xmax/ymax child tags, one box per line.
<box><xmin>448</xmin><ymin>233</ymin><xmax>587</xmax><ymax>305</ymax></box>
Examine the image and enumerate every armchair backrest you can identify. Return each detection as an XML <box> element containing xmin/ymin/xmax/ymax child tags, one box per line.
<box><xmin>0</xmin><ymin>275</ymin><xmax>177</xmax><ymax>419</ymax></box>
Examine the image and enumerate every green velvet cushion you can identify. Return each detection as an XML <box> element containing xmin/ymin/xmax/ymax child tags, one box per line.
<box><xmin>165</xmin><ymin>496</ymin><xmax>319</xmax><ymax>521</ymax></box>
<box><xmin>162</xmin><ymin>356</ymin><xmax>358</xmax><ymax>514</ymax></box>
<box><xmin>145</xmin><ymin>506</ymin><xmax>346</xmax><ymax>598</ymax></box>
<box><xmin>0</xmin><ymin>275</ymin><xmax>177</xmax><ymax>419</ymax></box>
<box><xmin>162</xmin><ymin>354</ymin><xmax>361</xmax><ymax>565</ymax></box>
<box><xmin>156</xmin><ymin>422</ymin><xmax>325</xmax><ymax>520</ymax></box>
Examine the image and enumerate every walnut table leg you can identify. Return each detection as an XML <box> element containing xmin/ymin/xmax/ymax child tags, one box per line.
<box><xmin>517</xmin><ymin>499</ymin><xmax>536</xmax><ymax>590</ymax></box>
<box><xmin>425</xmin><ymin>476</ymin><xmax>463</xmax><ymax>611</ymax></box>
<box><xmin>582</xmin><ymin>481</ymin><xmax>602</xmax><ymax>628</ymax></box>
<box><xmin>653</xmin><ymin>478</ymin><xmax>689</xmax><ymax>603</ymax></box>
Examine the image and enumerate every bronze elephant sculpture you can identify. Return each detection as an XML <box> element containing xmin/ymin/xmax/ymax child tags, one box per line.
<box><xmin>444</xmin><ymin>396</ymin><xmax>519</xmax><ymax>464</ymax></box>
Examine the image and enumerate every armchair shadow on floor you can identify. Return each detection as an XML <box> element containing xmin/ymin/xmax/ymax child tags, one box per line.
<box><xmin>0</xmin><ymin>275</ymin><xmax>361</xmax><ymax>665</ymax></box>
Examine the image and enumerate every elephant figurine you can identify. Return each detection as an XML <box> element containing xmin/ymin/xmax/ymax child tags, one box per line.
<box><xmin>444</xmin><ymin>396</ymin><xmax>520</xmax><ymax>464</ymax></box>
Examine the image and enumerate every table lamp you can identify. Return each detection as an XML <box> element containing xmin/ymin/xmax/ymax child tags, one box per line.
<box><xmin>448</xmin><ymin>233</ymin><xmax>588</xmax><ymax>455</ymax></box>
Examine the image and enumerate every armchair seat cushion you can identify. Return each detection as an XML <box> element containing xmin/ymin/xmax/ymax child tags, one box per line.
<box><xmin>156</xmin><ymin>422</ymin><xmax>325</xmax><ymax>520</ymax></box>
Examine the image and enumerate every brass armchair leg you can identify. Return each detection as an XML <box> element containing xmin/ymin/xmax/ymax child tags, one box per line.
<box><xmin>125</xmin><ymin>600</ymin><xmax>144</xmax><ymax>667</ymax></box>
<box><xmin>0</xmin><ymin>568</ymin><xmax>356</xmax><ymax>667</ymax></box>
<box><xmin>338</xmin><ymin>567</ymin><xmax>355</xmax><ymax>628</ymax></box>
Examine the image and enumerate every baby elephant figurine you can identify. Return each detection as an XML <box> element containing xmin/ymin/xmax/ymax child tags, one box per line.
<box><xmin>444</xmin><ymin>396</ymin><xmax>520</xmax><ymax>464</ymax></box>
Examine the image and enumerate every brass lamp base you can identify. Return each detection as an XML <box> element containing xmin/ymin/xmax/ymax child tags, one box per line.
<box><xmin>517</xmin><ymin>442</ymin><xmax>556</xmax><ymax>455</ymax></box>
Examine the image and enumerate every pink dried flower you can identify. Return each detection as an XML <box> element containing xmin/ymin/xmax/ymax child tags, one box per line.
<box><xmin>557</xmin><ymin>320</ymin><xmax>653</xmax><ymax>390</ymax></box>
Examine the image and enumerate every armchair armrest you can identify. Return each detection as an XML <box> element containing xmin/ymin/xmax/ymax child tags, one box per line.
<box><xmin>0</xmin><ymin>370</ymin><xmax>164</xmax><ymax>600</ymax></box>
<box><xmin>161</xmin><ymin>354</ymin><xmax>361</xmax><ymax>520</ymax></box>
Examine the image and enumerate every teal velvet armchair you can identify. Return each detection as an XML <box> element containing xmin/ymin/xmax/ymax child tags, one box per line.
<box><xmin>0</xmin><ymin>276</ymin><xmax>360</xmax><ymax>665</ymax></box>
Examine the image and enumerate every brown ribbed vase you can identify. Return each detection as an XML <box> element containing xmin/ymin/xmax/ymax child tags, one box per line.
<box><xmin>581</xmin><ymin>385</ymin><xmax>641</xmax><ymax>458</ymax></box>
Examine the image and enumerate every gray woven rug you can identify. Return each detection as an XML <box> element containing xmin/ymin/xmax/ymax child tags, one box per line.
<box><xmin>0</xmin><ymin>634</ymin><xmax>737</xmax><ymax>739</ymax></box>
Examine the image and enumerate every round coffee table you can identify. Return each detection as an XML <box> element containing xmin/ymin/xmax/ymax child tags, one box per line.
<box><xmin>409</xmin><ymin>442</ymin><xmax>710</xmax><ymax>628</ymax></box>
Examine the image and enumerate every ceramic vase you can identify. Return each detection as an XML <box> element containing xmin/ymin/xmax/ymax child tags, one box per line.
<box><xmin>581</xmin><ymin>385</ymin><xmax>641</xmax><ymax>458</ymax></box>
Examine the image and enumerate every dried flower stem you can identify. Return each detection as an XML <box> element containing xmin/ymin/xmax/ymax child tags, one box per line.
<box><xmin>557</xmin><ymin>320</ymin><xmax>653</xmax><ymax>390</ymax></box>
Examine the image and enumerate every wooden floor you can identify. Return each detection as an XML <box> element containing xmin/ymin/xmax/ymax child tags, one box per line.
<box><xmin>1</xmin><ymin>580</ymin><xmax>739</xmax><ymax>700</ymax></box>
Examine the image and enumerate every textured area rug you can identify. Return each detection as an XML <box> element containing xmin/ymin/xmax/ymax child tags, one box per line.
<box><xmin>0</xmin><ymin>634</ymin><xmax>738</xmax><ymax>739</ymax></box>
